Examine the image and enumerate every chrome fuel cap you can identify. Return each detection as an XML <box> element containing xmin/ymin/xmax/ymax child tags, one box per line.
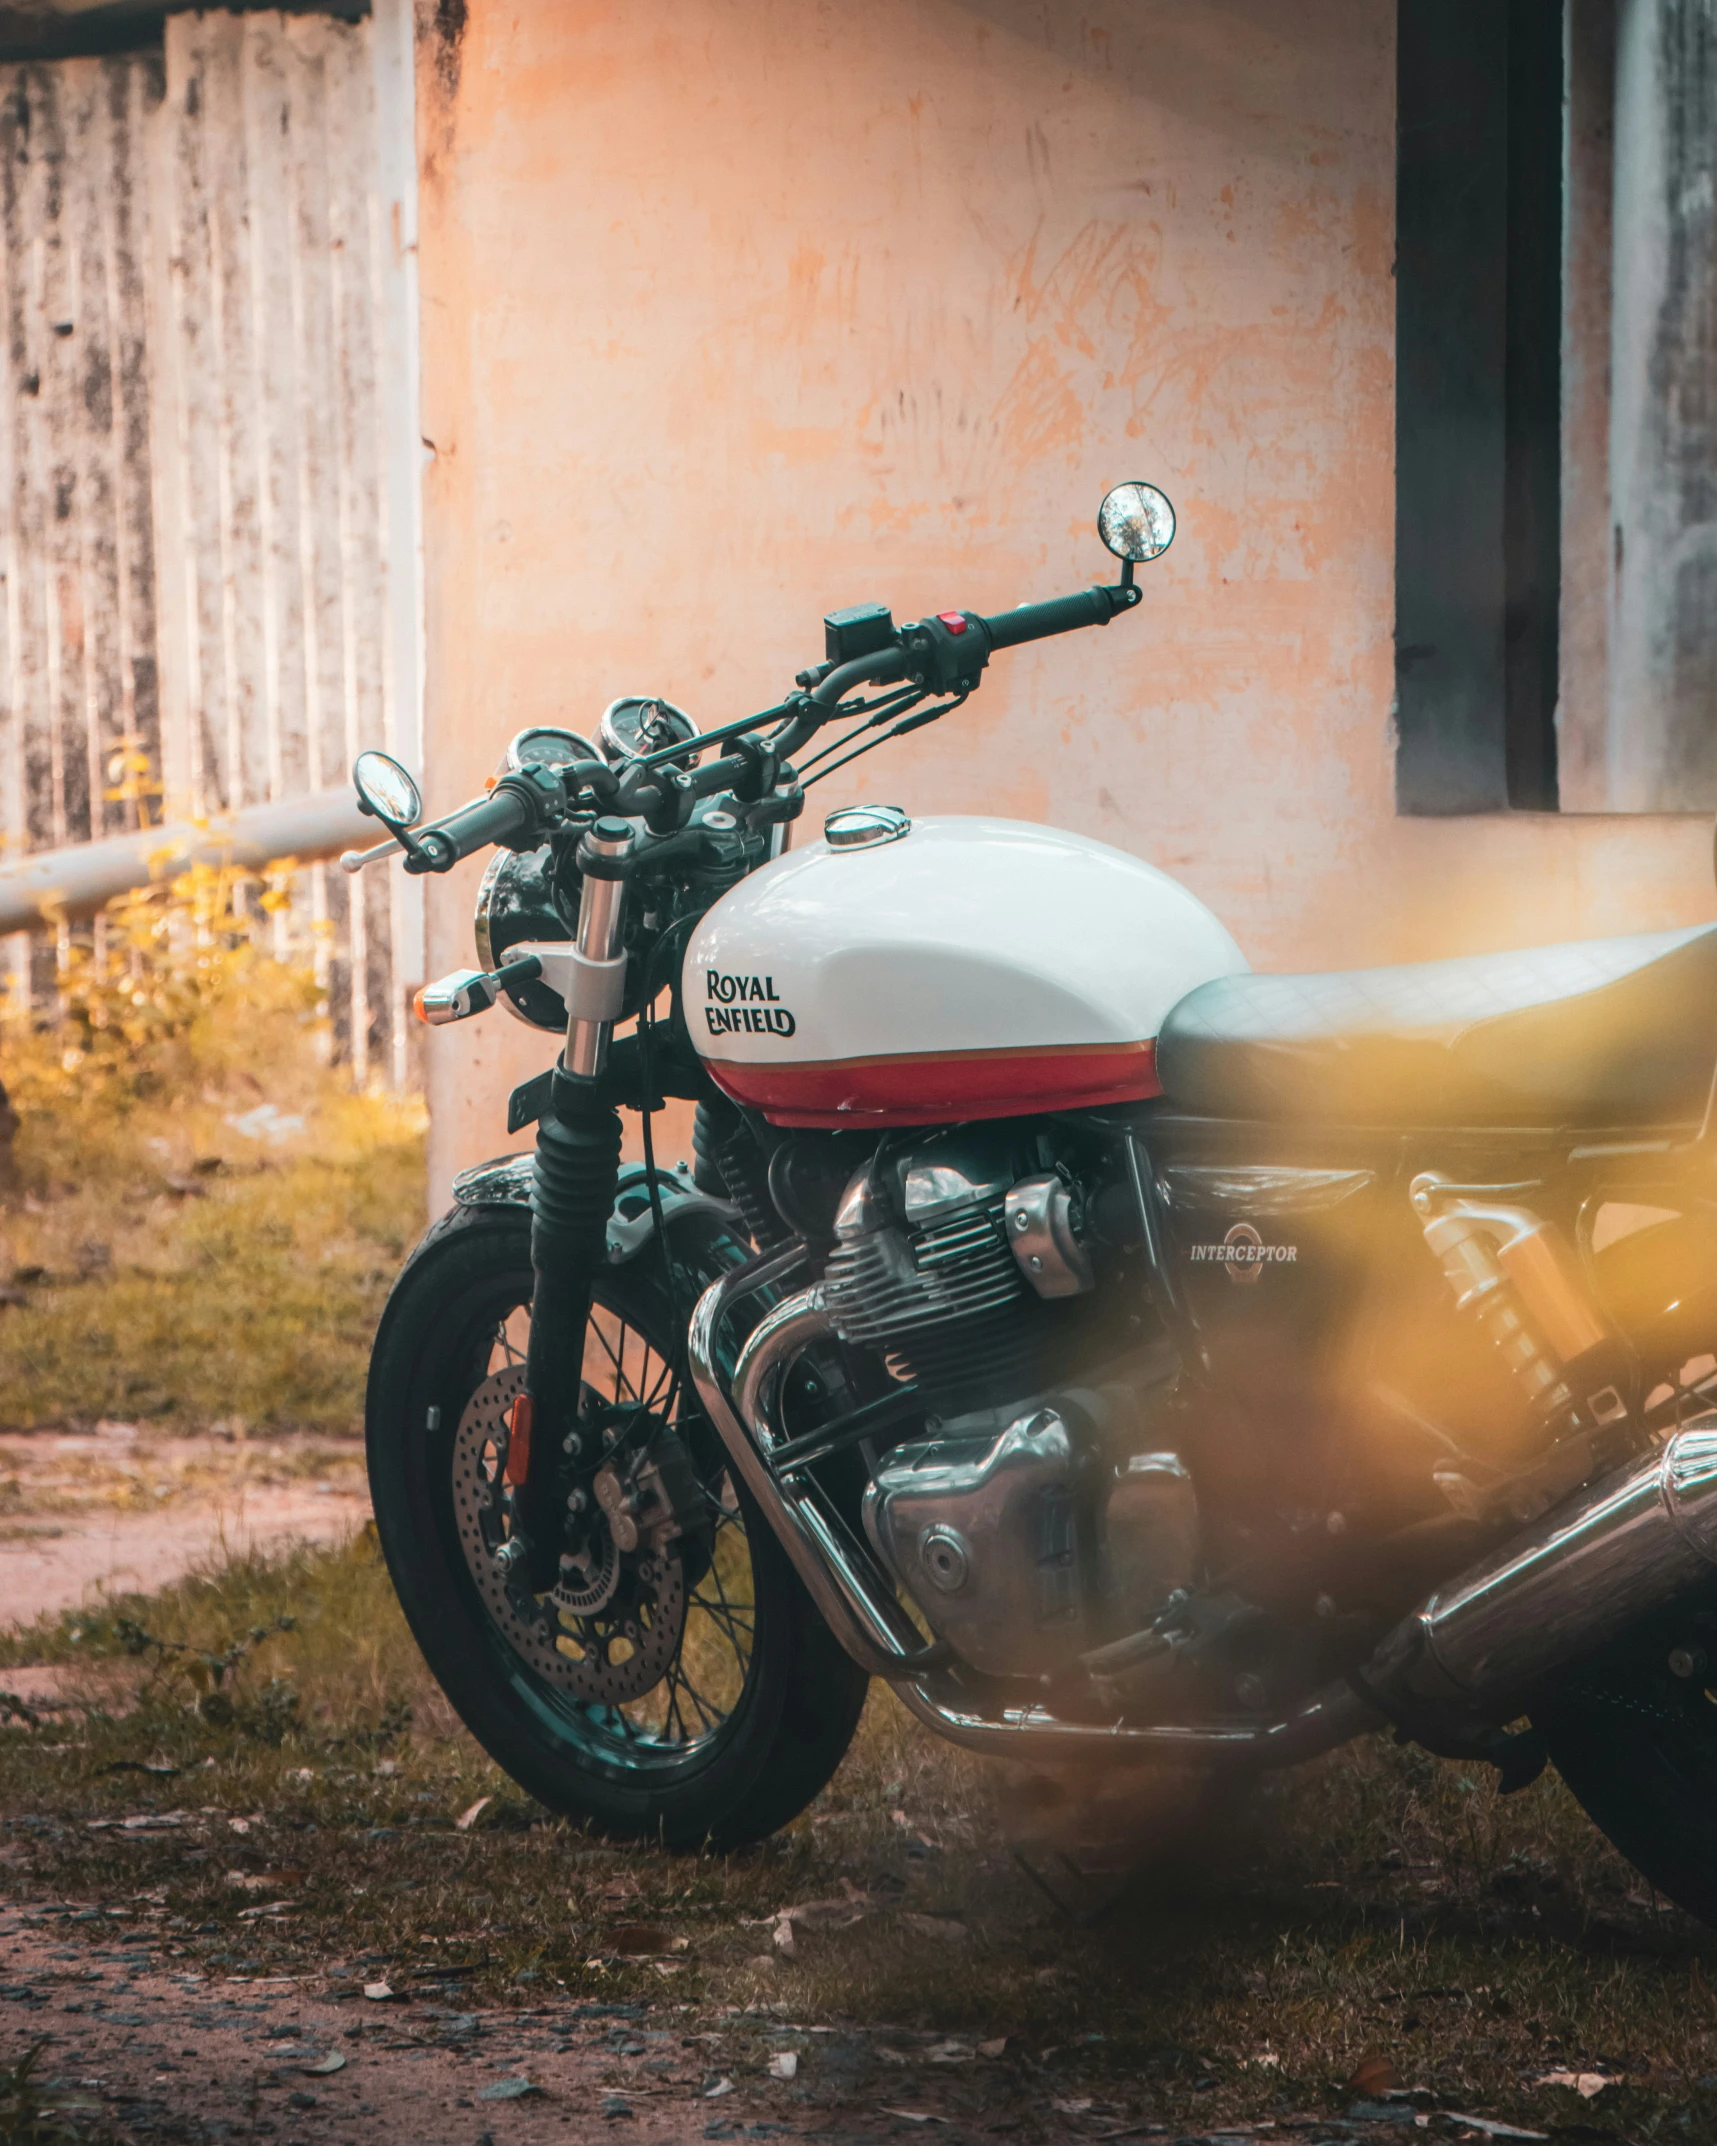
<box><xmin>824</xmin><ymin>804</ymin><xmax>911</xmax><ymax>850</ymax></box>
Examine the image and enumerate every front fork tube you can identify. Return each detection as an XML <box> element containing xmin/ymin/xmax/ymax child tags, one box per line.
<box><xmin>517</xmin><ymin>820</ymin><xmax>631</xmax><ymax>1587</ymax></box>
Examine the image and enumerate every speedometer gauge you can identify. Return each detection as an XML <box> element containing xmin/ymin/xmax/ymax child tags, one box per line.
<box><xmin>599</xmin><ymin>695</ymin><xmax>700</xmax><ymax>764</ymax></box>
<box><xmin>503</xmin><ymin>726</ymin><xmax>597</xmax><ymax>776</ymax></box>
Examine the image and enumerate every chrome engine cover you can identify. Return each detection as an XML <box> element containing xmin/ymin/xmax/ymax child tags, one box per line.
<box><xmin>863</xmin><ymin>1407</ymin><xmax>1080</xmax><ymax>1677</ymax></box>
<box><xmin>862</xmin><ymin>1392</ymin><xmax>1203</xmax><ymax>1680</ymax></box>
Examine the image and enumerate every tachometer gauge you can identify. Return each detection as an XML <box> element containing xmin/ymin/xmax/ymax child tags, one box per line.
<box><xmin>502</xmin><ymin>726</ymin><xmax>597</xmax><ymax>777</ymax></box>
<box><xmin>599</xmin><ymin>695</ymin><xmax>700</xmax><ymax>764</ymax></box>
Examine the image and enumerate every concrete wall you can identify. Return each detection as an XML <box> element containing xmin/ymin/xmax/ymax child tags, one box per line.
<box><xmin>415</xmin><ymin>0</ymin><xmax>1717</xmax><ymax>1200</ymax></box>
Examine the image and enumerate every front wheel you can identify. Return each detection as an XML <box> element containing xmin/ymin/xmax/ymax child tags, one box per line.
<box><xmin>365</xmin><ymin>1200</ymin><xmax>869</xmax><ymax>1849</ymax></box>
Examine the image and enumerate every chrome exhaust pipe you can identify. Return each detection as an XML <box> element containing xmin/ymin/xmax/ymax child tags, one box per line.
<box><xmin>1361</xmin><ymin>1413</ymin><xmax>1717</xmax><ymax>1719</ymax></box>
<box><xmin>689</xmin><ymin>1255</ymin><xmax>1378</xmax><ymax>1767</ymax></box>
<box><xmin>688</xmin><ymin>1250</ymin><xmax>931</xmax><ymax>1678</ymax></box>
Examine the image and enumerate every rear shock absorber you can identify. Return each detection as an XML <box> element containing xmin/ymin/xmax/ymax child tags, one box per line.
<box><xmin>1410</xmin><ymin>1174</ymin><xmax>1633</xmax><ymax>1489</ymax></box>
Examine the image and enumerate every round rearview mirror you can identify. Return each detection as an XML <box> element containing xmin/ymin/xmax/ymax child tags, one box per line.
<box><xmin>1098</xmin><ymin>481</ymin><xmax>1176</xmax><ymax>564</ymax></box>
<box><xmin>353</xmin><ymin>749</ymin><xmax>423</xmax><ymax>828</ymax></box>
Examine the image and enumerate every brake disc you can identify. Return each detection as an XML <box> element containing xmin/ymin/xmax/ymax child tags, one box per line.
<box><xmin>452</xmin><ymin>1363</ymin><xmax>687</xmax><ymax>1705</ymax></box>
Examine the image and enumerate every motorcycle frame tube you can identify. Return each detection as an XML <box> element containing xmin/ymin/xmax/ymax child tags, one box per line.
<box><xmin>689</xmin><ymin>1255</ymin><xmax>1384</xmax><ymax>1766</ymax></box>
<box><xmin>1366</xmin><ymin>1413</ymin><xmax>1717</xmax><ymax>1711</ymax></box>
<box><xmin>1124</xmin><ymin>1131</ymin><xmax>1209</xmax><ymax>1378</ymax></box>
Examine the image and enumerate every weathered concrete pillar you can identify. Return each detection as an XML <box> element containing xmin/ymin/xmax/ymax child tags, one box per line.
<box><xmin>1557</xmin><ymin>0</ymin><xmax>1617</xmax><ymax>813</ymax></box>
<box><xmin>1607</xmin><ymin>0</ymin><xmax>1717</xmax><ymax>811</ymax></box>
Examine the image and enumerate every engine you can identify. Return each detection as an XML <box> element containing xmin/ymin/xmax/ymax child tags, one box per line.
<box><xmin>820</xmin><ymin>1129</ymin><xmax>1202</xmax><ymax>1680</ymax></box>
<box><xmin>821</xmin><ymin>1131</ymin><xmax>1042</xmax><ymax>1407</ymax></box>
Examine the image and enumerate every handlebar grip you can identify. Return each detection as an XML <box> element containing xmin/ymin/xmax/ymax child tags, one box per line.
<box><xmin>981</xmin><ymin>585</ymin><xmax>1131</xmax><ymax>650</ymax></box>
<box><xmin>411</xmin><ymin>784</ymin><xmax>534</xmax><ymax>871</ymax></box>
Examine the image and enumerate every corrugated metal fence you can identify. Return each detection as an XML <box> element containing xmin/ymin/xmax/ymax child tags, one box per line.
<box><xmin>0</xmin><ymin>7</ymin><xmax>421</xmax><ymax>1085</ymax></box>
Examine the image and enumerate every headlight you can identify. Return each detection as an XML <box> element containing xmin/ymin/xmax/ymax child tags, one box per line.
<box><xmin>474</xmin><ymin>846</ymin><xmax>574</xmax><ymax>1032</ymax></box>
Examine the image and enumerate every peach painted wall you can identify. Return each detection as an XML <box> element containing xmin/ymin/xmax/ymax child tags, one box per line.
<box><xmin>413</xmin><ymin>0</ymin><xmax>1716</xmax><ymax>1201</ymax></box>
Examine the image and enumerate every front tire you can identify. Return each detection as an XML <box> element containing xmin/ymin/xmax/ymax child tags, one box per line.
<box><xmin>365</xmin><ymin>1200</ymin><xmax>869</xmax><ymax>1849</ymax></box>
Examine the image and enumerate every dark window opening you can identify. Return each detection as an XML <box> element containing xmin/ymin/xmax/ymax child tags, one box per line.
<box><xmin>0</xmin><ymin>0</ymin><xmax>366</xmax><ymax>66</ymax></box>
<box><xmin>1395</xmin><ymin>0</ymin><xmax>1565</xmax><ymax>815</ymax></box>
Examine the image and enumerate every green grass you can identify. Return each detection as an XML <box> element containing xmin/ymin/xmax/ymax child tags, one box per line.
<box><xmin>0</xmin><ymin>960</ymin><xmax>424</xmax><ymax>1433</ymax></box>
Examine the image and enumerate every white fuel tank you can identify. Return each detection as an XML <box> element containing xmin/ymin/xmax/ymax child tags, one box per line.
<box><xmin>684</xmin><ymin>814</ymin><xmax>1247</xmax><ymax>1128</ymax></box>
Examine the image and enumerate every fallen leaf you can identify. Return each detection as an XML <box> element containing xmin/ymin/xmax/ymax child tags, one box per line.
<box><xmin>362</xmin><ymin>1981</ymin><xmax>393</xmax><ymax>2001</ymax></box>
<box><xmin>610</xmin><ymin>1924</ymin><xmax>674</xmax><ymax>1956</ymax></box>
<box><xmin>651</xmin><ymin>1960</ymin><xmax>682</xmax><ymax>1977</ymax></box>
<box><xmin>301</xmin><ymin>2053</ymin><xmax>346</xmax><ymax>2076</ymax></box>
<box><xmin>703</xmin><ymin>2078</ymin><xmax>732</xmax><ymax>2099</ymax></box>
<box><xmin>1535</xmin><ymin>2071</ymin><xmax>1610</xmax><ymax>2099</ymax></box>
<box><xmin>772</xmin><ymin>1917</ymin><xmax>796</xmax><ymax>1957</ymax></box>
<box><xmin>767</xmin><ymin>2052</ymin><xmax>798</xmax><ymax>2080</ymax></box>
<box><xmin>455</xmin><ymin>1796</ymin><xmax>492</xmax><ymax>1832</ymax></box>
<box><xmin>926</xmin><ymin>2042</ymin><xmax>972</xmax><ymax>2064</ymax></box>
<box><xmin>477</xmin><ymin>2076</ymin><xmax>540</xmax><ymax>2101</ymax></box>
<box><xmin>228</xmin><ymin>1816</ymin><xmax>252</xmax><ymax>1834</ymax></box>
<box><xmin>1348</xmin><ymin>2052</ymin><xmax>1397</xmax><ymax>2096</ymax></box>
<box><xmin>1052</xmin><ymin>2098</ymin><xmax>1094</xmax><ymax>2116</ymax></box>
<box><xmin>880</xmin><ymin>2112</ymin><xmax>947</xmax><ymax>2127</ymax></box>
<box><xmin>977</xmin><ymin>2039</ymin><xmax>1007</xmax><ymax>2059</ymax></box>
<box><xmin>899</xmin><ymin>1913</ymin><xmax>968</xmax><ymax>1944</ymax></box>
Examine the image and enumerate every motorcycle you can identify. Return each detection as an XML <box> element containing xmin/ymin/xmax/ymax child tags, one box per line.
<box><xmin>348</xmin><ymin>481</ymin><xmax>1717</xmax><ymax>1922</ymax></box>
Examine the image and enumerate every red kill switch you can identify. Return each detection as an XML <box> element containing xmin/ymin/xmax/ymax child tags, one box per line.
<box><xmin>936</xmin><ymin>611</ymin><xmax>968</xmax><ymax>634</ymax></box>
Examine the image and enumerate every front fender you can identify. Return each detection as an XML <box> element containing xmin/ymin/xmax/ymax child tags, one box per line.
<box><xmin>451</xmin><ymin>1153</ymin><xmax>752</xmax><ymax>1275</ymax></box>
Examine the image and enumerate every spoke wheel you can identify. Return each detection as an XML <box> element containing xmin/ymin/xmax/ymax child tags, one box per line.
<box><xmin>451</xmin><ymin>1299</ymin><xmax>749</xmax><ymax>1735</ymax></box>
<box><xmin>365</xmin><ymin>1198</ymin><xmax>869</xmax><ymax>1847</ymax></box>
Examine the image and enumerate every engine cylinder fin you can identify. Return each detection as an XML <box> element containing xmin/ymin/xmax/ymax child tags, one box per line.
<box><xmin>824</xmin><ymin>1186</ymin><xmax>1032</xmax><ymax>1409</ymax></box>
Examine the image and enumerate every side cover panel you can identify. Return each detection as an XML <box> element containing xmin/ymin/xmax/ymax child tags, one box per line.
<box><xmin>684</xmin><ymin>815</ymin><xmax>1248</xmax><ymax>1127</ymax></box>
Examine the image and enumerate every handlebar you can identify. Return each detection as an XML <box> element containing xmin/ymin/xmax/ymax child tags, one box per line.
<box><xmin>408</xmin><ymin>781</ymin><xmax>536</xmax><ymax>872</ymax></box>
<box><xmin>350</xmin><ymin>572</ymin><xmax>1142</xmax><ymax>879</ymax></box>
<box><xmin>981</xmin><ymin>582</ymin><xmax>1138</xmax><ymax>649</ymax></box>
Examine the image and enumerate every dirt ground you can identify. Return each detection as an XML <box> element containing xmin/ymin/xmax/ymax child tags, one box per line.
<box><xmin>0</xmin><ymin>1427</ymin><xmax>370</xmax><ymax>1624</ymax></box>
<box><xmin>0</xmin><ymin>1899</ymin><xmax>1497</xmax><ymax>2146</ymax></box>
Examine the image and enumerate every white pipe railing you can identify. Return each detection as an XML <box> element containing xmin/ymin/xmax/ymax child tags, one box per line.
<box><xmin>0</xmin><ymin>789</ymin><xmax>372</xmax><ymax>935</ymax></box>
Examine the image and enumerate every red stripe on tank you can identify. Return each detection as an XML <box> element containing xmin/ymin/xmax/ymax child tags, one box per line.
<box><xmin>706</xmin><ymin>1040</ymin><xmax>1161</xmax><ymax>1128</ymax></box>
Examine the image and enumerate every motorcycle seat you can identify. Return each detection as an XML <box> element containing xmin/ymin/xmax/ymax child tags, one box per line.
<box><xmin>1155</xmin><ymin>924</ymin><xmax>1717</xmax><ymax>1127</ymax></box>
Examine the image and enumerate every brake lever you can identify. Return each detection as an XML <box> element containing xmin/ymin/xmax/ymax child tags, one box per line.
<box><xmin>339</xmin><ymin>833</ymin><xmax>405</xmax><ymax>874</ymax></box>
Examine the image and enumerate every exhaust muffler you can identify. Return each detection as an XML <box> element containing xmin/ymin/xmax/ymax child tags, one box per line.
<box><xmin>1361</xmin><ymin>1414</ymin><xmax>1717</xmax><ymax>1721</ymax></box>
